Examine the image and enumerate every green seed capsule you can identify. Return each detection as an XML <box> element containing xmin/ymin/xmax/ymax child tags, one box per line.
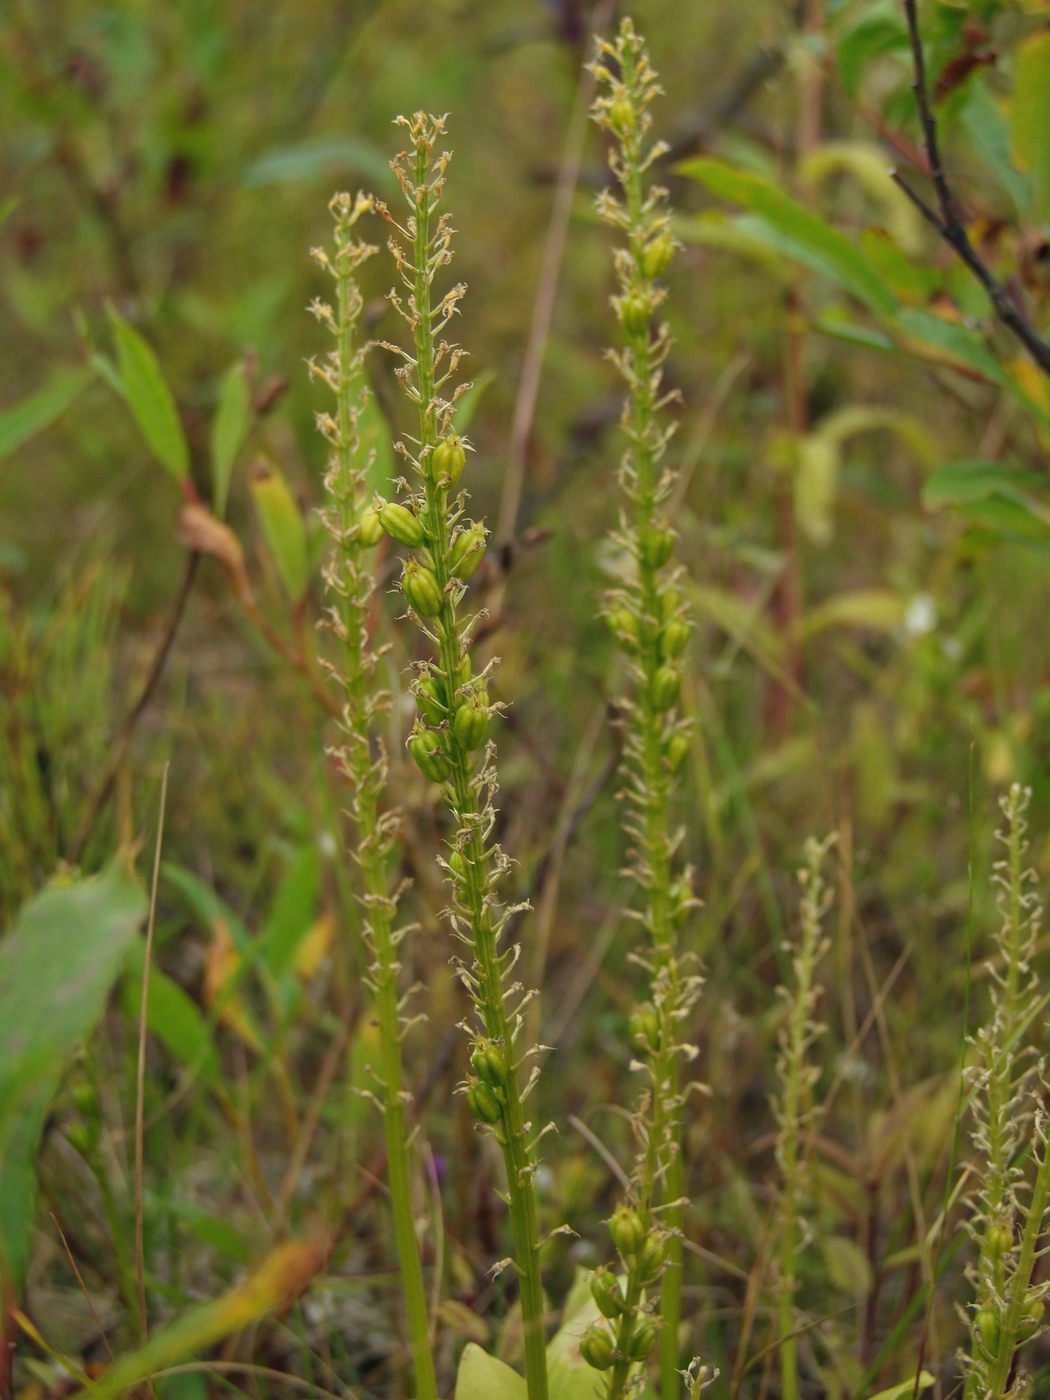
<box><xmin>660</xmin><ymin>618</ymin><xmax>690</xmax><ymax>660</ymax></box>
<box><xmin>986</xmin><ymin>1223</ymin><xmax>1013</xmax><ymax>1257</ymax></box>
<box><xmin>591</xmin><ymin>1269</ymin><xmax>626</xmax><ymax>1320</ymax></box>
<box><xmin>378</xmin><ymin>501</ymin><xmax>425</xmax><ymax>548</ymax></box>
<box><xmin>626</xmin><ymin>1318</ymin><xmax>657</xmax><ymax>1361</ymax></box>
<box><xmin>620</xmin><ymin>292</ymin><xmax>651</xmax><ymax>337</ymax></box>
<box><xmin>1020</xmin><ymin>1292</ymin><xmax>1044</xmax><ymax>1340</ymax></box>
<box><xmin>650</xmin><ymin>664</ymin><xmax>681</xmax><ymax>712</ymax></box>
<box><xmin>410</xmin><ymin>729</ymin><xmax>452</xmax><ymax>783</ymax></box>
<box><xmin>471</xmin><ymin>1042</ymin><xmax>507</xmax><ymax>1087</ymax></box>
<box><xmin>466</xmin><ymin>1081</ymin><xmax>503</xmax><ymax>1125</ymax></box>
<box><xmin>608</xmin><ymin>98</ymin><xmax>635</xmax><ymax>134</ymax></box>
<box><xmin>977</xmin><ymin>1308</ymin><xmax>1000</xmax><ymax>1357</ymax></box>
<box><xmin>402</xmin><ymin>560</ymin><xmax>443</xmax><ymax>617</ymax></box>
<box><xmin>640</xmin><ymin>527</ymin><xmax>676</xmax><ymax>569</ymax></box>
<box><xmin>454</xmin><ymin>698</ymin><xmax>488</xmax><ymax>751</ymax></box>
<box><xmin>629</xmin><ymin>1002</ymin><xmax>660</xmax><ymax>1049</ymax></box>
<box><xmin>659</xmin><ymin>588</ymin><xmax>680</xmax><ymax>622</ymax></box>
<box><xmin>579</xmin><ymin>1324</ymin><xmax>615</xmax><ymax>1371</ymax></box>
<box><xmin>431</xmin><ymin>435</ymin><xmax>467</xmax><ymax>486</ymax></box>
<box><xmin>666</xmin><ymin>733</ymin><xmax>691</xmax><ymax>772</ymax></box>
<box><xmin>449</xmin><ymin>522</ymin><xmax>487</xmax><ymax>579</ymax></box>
<box><xmin>357</xmin><ymin>508</ymin><xmax>385</xmax><ymax>548</ymax></box>
<box><xmin>416</xmin><ymin>675</ymin><xmax>446</xmax><ymax>726</ymax></box>
<box><xmin>607</xmin><ymin>607</ymin><xmax>639</xmax><ymax>652</ymax></box>
<box><xmin>609</xmin><ymin>1206</ymin><xmax>646</xmax><ymax>1257</ymax></box>
<box><xmin>642</xmin><ymin>233</ymin><xmax>676</xmax><ymax>280</ymax></box>
<box><xmin>448</xmin><ymin>850</ymin><xmax>468</xmax><ymax>882</ymax></box>
<box><xmin>637</xmin><ymin>1235</ymin><xmax>668</xmax><ymax>1285</ymax></box>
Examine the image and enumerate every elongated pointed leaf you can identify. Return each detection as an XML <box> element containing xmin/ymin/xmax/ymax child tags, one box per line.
<box><xmin>122</xmin><ymin>940</ymin><xmax>217</xmax><ymax>1080</ymax></box>
<box><xmin>678</xmin><ymin>157</ymin><xmax>899</xmax><ymax>317</ymax></box>
<box><xmin>0</xmin><ymin>867</ymin><xmax>146</xmax><ymax>1287</ymax></box>
<box><xmin>454</xmin><ymin>1343</ymin><xmax>526</xmax><ymax>1400</ymax></box>
<box><xmin>922</xmin><ymin>459</ymin><xmax>1045</xmax><ymax>509</ymax></box>
<box><xmin>1012</xmin><ymin>30</ymin><xmax>1050</xmax><ymax>221</ymax></box>
<box><xmin>210</xmin><ymin>361</ymin><xmax>252</xmax><ymax>518</ymax></box>
<box><xmin>868</xmin><ymin>1373</ymin><xmax>934</xmax><ymax>1400</ymax></box>
<box><xmin>261</xmin><ymin>846</ymin><xmax>319</xmax><ymax>979</ymax></box>
<box><xmin>248</xmin><ymin>459</ymin><xmax>309</xmax><ymax>601</ymax></box>
<box><xmin>960</xmin><ymin>80</ymin><xmax>1030</xmax><ymax>219</ymax></box>
<box><xmin>109</xmin><ymin>310</ymin><xmax>189</xmax><ymax>480</ymax></box>
<box><xmin>0</xmin><ymin>367</ymin><xmax>92</xmax><ymax>461</ymax></box>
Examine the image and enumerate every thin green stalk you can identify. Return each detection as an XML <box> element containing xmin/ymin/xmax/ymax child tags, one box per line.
<box><xmin>376</xmin><ymin>114</ymin><xmax>549</xmax><ymax>1400</ymax></box>
<box><xmin>310</xmin><ymin>192</ymin><xmax>437</xmax><ymax>1400</ymax></box>
<box><xmin>773</xmin><ymin>838</ymin><xmax>832</xmax><ymax>1400</ymax></box>
<box><xmin>581</xmin><ymin>23</ymin><xmax>701</xmax><ymax>1400</ymax></box>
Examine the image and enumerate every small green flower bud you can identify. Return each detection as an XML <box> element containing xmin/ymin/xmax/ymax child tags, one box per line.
<box><xmin>607</xmin><ymin>607</ymin><xmax>639</xmax><ymax>652</ymax></box>
<box><xmin>977</xmin><ymin>1308</ymin><xmax>1000</xmax><ymax>1357</ymax></box>
<box><xmin>659</xmin><ymin>587</ymin><xmax>680</xmax><ymax>622</ymax></box>
<box><xmin>1020</xmin><ymin>1292</ymin><xmax>1044</xmax><ymax>1340</ymax></box>
<box><xmin>454</xmin><ymin>697</ymin><xmax>488</xmax><ymax>751</ymax></box>
<box><xmin>666</xmin><ymin>733</ymin><xmax>690</xmax><ymax>772</ymax></box>
<box><xmin>670</xmin><ymin>876</ymin><xmax>694</xmax><ymax>923</ymax></box>
<box><xmin>620</xmin><ymin>292</ymin><xmax>651</xmax><ymax>337</ymax></box>
<box><xmin>357</xmin><ymin>508</ymin><xmax>385</xmax><ymax>548</ymax></box>
<box><xmin>402</xmin><ymin>560</ymin><xmax>444</xmax><ymax>617</ymax></box>
<box><xmin>466</xmin><ymin>1081</ymin><xmax>503</xmax><ymax>1125</ymax></box>
<box><xmin>608</xmin><ymin>98</ymin><xmax>636</xmax><ymax>134</ymax></box>
<box><xmin>410</xmin><ymin>729</ymin><xmax>452</xmax><ymax>783</ymax></box>
<box><xmin>470</xmin><ymin>1041</ymin><xmax>507</xmax><ymax>1087</ymax></box>
<box><xmin>431</xmin><ymin>434</ymin><xmax>467</xmax><ymax>486</ymax></box>
<box><xmin>609</xmin><ymin>1206</ymin><xmax>646</xmax><ymax>1257</ymax></box>
<box><xmin>579</xmin><ymin>1324</ymin><xmax>615</xmax><ymax>1371</ymax></box>
<box><xmin>642</xmin><ymin>233</ymin><xmax>676</xmax><ymax>280</ymax></box>
<box><xmin>640</xmin><ymin>527</ymin><xmax>676</xmax><ymax>569</ymax></box>
<box><xmin>636</xmin><ymin>1235</ymin><xmax>668</xmax><ymax>1285</ymax></box>
<box><xmin>986</xmin><ymin>1222</ymin><xmax>1013</xmax><ymax>1257</ymax></box>
<box><xmin>626</xmin><ymin>1317</ymin><xmax>657</xmax><ymax>1361</ymax></box>
<box><xmin>378</xmin><ymin>501</ymin><xmax>426</xmax><ymax>548</ymax></box>
<box><xmin>650</xmin><ymin>664</ymin><xmax>681</xmax><ymax>712</ymax></box>
<box><xmin>416</xmin><ymin>675</ymin><xmax>446</xmax><ymax>726</ymax></box>
<box><xmin>660</xmin><ymin>618</ymin><xmax>690</xmax><ymax>660</ymax></box>
<box><xmin>449</xmin><ymin>521</ymin><xmax>487</xmax><ymax>579</ymax></box>
<box><xmin>629</xmin><ymin>1002</ymin><xmax>660</xmax><ymax>1050</ymax></box>
<box><xmin>591</xmin><ymin>1269</ymin><xmax>626</xmax><ymax>1319</ymax></box>
<box><xmin>448</xmin><ymin>850</ymin><xmax>468</xmax><ymax>882</ymax></box>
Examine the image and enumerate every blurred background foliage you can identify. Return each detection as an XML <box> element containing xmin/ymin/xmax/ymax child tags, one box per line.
<box><xmin>7</xmin><ymin>0</ymin><xmax>1050</xmax><ymax>1395</ymax></box>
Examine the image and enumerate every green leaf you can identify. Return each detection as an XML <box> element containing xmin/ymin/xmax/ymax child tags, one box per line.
<box><xmin>678</xmin><ymin>157</ymin><xmax>900</xmax><ymax>317</ymax></box>
<box><xmin>183</xmin><ymin>1209</ymin><xmax>248</xmax><ymax>1263</ymax></box>
<box><xmin>801</xmin><ymin>589</ymin><xmax>905</xmax><ymax>638</ymax></box>
<box><xmin>868</xmin><ymin>1372</ymin><xmax>934</xmax><ymax>1400</ymax></box>
<box><xmin>836</xmin><ymin>12</ymin><xmax>908</xmax><ymax>95</ymax></box>
<box><xmin>0</xmin><ymin>867</ymin><xmax>146</xmax><ymax>1287</ymax></box>
<box><xmin>123</xmin><ymin>941</ymin><xmax>217</xmax><ymax>1080</ymax></box>
<box><xmin>0</xmin><ymin>367</ymin><xmax>92</xmax><ymax>461</ymax></box>
<box><xmin>859</xmin><ymin>229</ymin><xmax>942</xmax><ymax>306</ymax></box>
<box><xmin>815</xmin><ymin>310</ymin><xmax>896</xmax><ymax>352</ymax></box>
<box><xmin>0</xmin><ymin>196</ymin><xmax>18</xmax><ymax>228</ymax></box>
<box><xmin>248</xmin><ymin>460</ymin><xmax>309</xmax><ymax>602</ymax></box>
<box><xmin>922</xmin><ymin>459</ymin><xmax>1046</xmax><ymax>509</ymax></box>
<box><xmin>894</xmin><ymin>307</ymin><xmax>1007</xmax><ymax>386</ymax></box>
<box><xmin>1011</xmin><ymin>30</ymin><xmax>1050</xmax><ymax>222</ymax></box>
<box><xmin>960</xmin><ymin>79</ymin><xmax>1030</xmax><ymax>219</ymax></box>
<box><xmin>243</xmin><ymin>137</ymin><xmax>392</xmax><ymax>191</ymax></box>
<box><xmin>454</xmin><ymin>1343</ymin><xmax>526</xmax><ymax>1400</ymax></box>
<box><xmin>210</xmin><ymin>361</ymin><xmax>252</xmax><ymax>519</ymax></box>
<box><xmin>957</xmin><ymin>494</ymin><xmax>1050</xmax><ymax>550</ymax></box>
<box><xmin>163</xmin><ymin>863</ymin><xmax>251</xmax><ymax>950</ymax></box>
<box><xmin>261</xmin><ymin>846</ymin><xmax>319</xmax><ymax>979</ymax></box>
<box><xmin>109</xmin><ymin>310</ymin><xmax>190</xmax><ymax>480</ymax></box>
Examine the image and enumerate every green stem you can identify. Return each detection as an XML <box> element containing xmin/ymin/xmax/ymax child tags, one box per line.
<box><xmin>987</xmin><ymin>1141</ymin><xmax>1050</xmax><ymax>1398</ymax></box>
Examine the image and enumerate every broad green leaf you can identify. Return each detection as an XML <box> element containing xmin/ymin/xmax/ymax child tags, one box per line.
<box><xmin>547</xmin><ymin>1279</ymin><xmax>607</xmax><ymax>1400</ymax></box>
<box><xmin>859</xmin><ymin>229</ymin><xmax>942</xmax><ymax>306</ymax></box>
<box><xmin>210</xmin><ymin>361</ymin><xmax>252</xmax><ymax>519</ymax></box>
<box><xmin>678</xmin><ymin>157</ymin><xmax>900</xmax><ymax>317</ymax></box>
<box><xmin>261</xmin><ymin>846</ymin><xmax>319</xmax><ymax>979</ymax></box>
<box><xmin>163</xmin><ymin>863</ymin><xmax>251</xmax><ymax>950</ymax></box>
<box><xmin>868</xmin><ymin>1372</ymin><xmax>934</xmax><ymax>1400</ymax></box>
<box><xmin>82</xmin><ymin>1239</ymin><xmax>325</xmax><ymax>1400</ymax></box>
<box><xmin>0</xmin><ymin>367</ymin><xmax>92</xmax><ymax>462</ymax></box>
<box><xmin>674</xmin><ymin>212</ymin><xmax>798</xmax><ymax>281</ymax></box>
<box><xmin>0</xmin><ymin>867</ymin><xmax>146</xmax><ymax>1287</ymax></box>
<box><xmin>815</xmin><ymin>310</ymin><xmax>895</xmax><ymax>352</ymax></box>
<box><xmin>801</xmin><ymin>589</ymin><xmax>905</xmax><ymax>637</ymax></box>
<box><xmin>1011</xmin><ymin>30</ymin><xmax>1050</xmax><ymax>221</ymax></box>
<box><xmin>957</xmin><ymin>494</ymin><xmax>1050</xmax><ymax>551</ymax></box>
<box><xmin>453</xmin><ymin>369</ymin><xmax>496</xmax><ymax>433</ymax></box>
<box><xmin>243</xmin><ymin>137</ymin><xmax>391</xmax><ymax>191</ymax></box>
<box><xmin>801</xmin><ymin>141</ymin><xmax>921</xmax><ymax>252</ymax></box>
<box><xmin>894</xmin><ymin>307</ymin><xmax>1007</xmax><ymax>387</ymax></box>
<box><xmin>249</xmin><ymin>460</ymin><xmax>309</xmax><ymax>602</ymax></box>
<box><xmin>960</xmin><ymin>79</ymin><xmax>1029</xmax><ymax>219</ymax></box>
<box><xmin>836</xmin><ymin>12</ymin><xmax>908</xmax><ymax>95</ymax></box>
<box><xmin>454</xmin><ymin>1343</ymin><xmax>526</xmax><ymax>1400</ymax></box>
<box><xmin>922</xmin><ymin>459</ymin><xmax>1046</xmax><ymax>508</ymax></box>
<box><xmin>109</xmin><ymin>310</ymin><xmax>189</xmax><ymax>480</ymax></box>
<box><xmin>123</xmin><ymin>940</ymin><xmax>217</xmax><ymax>1079</ymax></box>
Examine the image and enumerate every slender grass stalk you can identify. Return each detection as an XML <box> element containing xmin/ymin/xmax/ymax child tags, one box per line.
<box><xmin>965</xmin><ymin>785</ymin><xmax>1048</xmax><ymax>1400</ymax></box>
<box><xmin>773</xmin><ymin>837</ymin><xmax>832</xmax><ymax>1400</ymax></box>
<box><xmin>581</xmin><ymin>22</ymin><xmax>703</xmax><ymax>1400</ymax></box>
<box><xmin>375</xmin><ymin>114</ymin><xmax>550</xmax><ymax>1400</ymax></box>
<box><xmin>309</xmin><ymin>192</ymin><xmax>438</xmax><ymax>1400</ymax></box>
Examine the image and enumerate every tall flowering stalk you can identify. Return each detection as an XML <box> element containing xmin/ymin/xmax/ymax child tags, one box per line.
<box><xmin>374</xmin><ymin>114</ymin><xmax>550</xmax><ymax>1400</ymax></box>
<box><xmin>581</xmin><ymin>23</ymin><xmax>702</xmax><ymax>1400</ymax></box>
<box><xmin>964</xmin><ymin>785</ymin><xmax>1049</xmax><ymax>1400</ymax></box>
<box><xmin>309</xmin><ymin>193</ymin><xmax>438</xmax><ymax>1400</ymax></box>
<box><xmin>773</xmin><ymin>837</ymin><xmax>832</xmax><ymax>1400</ymax></box>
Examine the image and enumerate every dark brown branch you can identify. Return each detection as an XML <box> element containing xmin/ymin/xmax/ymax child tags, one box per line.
<box><xmin>901</xmin><ymin>0</ymin><xmax>1050</xmax><ymax>378</ymax></box>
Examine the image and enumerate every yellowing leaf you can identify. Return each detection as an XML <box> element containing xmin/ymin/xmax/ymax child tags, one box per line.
<box><xmin>801</xmin><ymin>590</ymin><xmax>905</xmax><ymax>638</ymax></box>
<box><xmin>204</xmin><ymin>919</ymin><xmax>263</xmax><ymax>1055</ymax></box>
<box><xmin>248</xmin><ymin>459</ymin><xmax>309</xmax><ymax>602</ymax></box>
<box><xmin>292</xmin><ymin>912</ymin><xmax>335</xmax><ymax>980</ymax></box>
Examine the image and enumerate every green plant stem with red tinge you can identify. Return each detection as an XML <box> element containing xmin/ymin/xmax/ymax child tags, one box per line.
<box><xmin>317</xmin><ymin>197</ymin><xmax>437</xmax><ymax>1400</ymax></box>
